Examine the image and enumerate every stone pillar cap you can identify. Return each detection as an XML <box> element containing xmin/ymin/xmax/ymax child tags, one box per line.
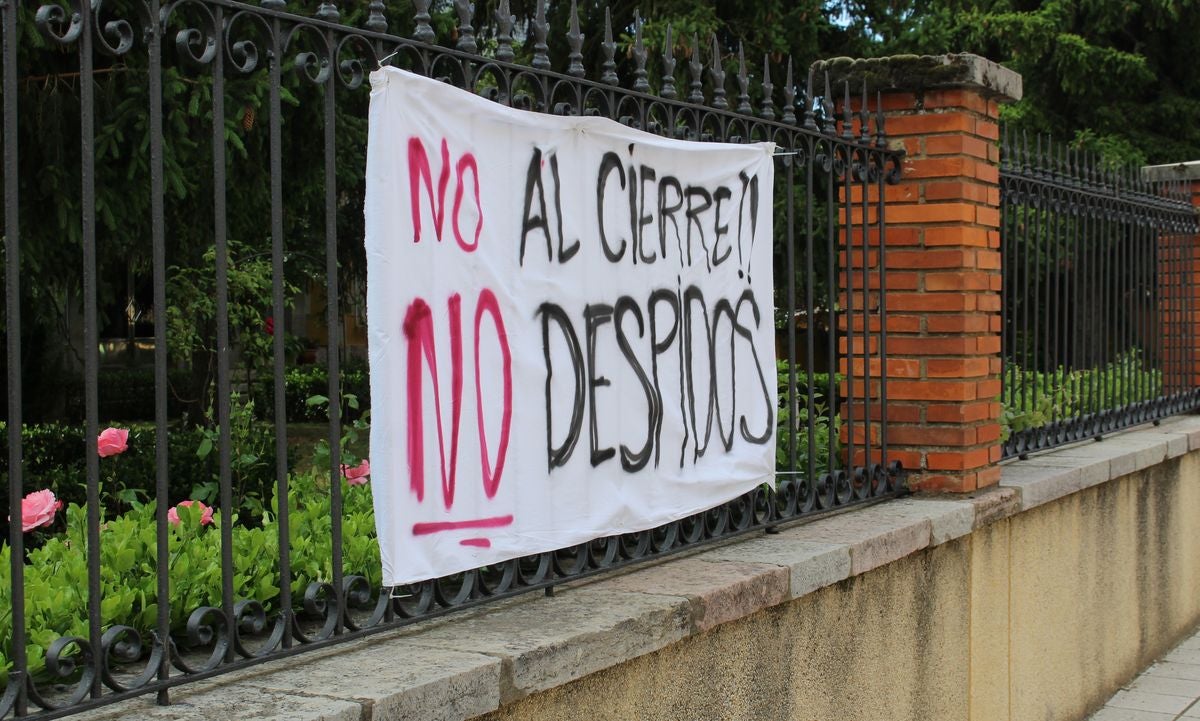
<box><xmin>1142</xmin><ymin>161</ymin><xmax>1200</xmax><ymax>183</ymax></box>
<box><xmin>811</xmin><ymin>54</ymin><xmax>1022</xmax><ymax>103</ymax></box>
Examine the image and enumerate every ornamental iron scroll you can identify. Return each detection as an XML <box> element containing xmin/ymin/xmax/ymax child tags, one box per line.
<box><xmin>0</xmin><ymin>0</ymin><xmax>907</xmax><ymax>716</ymax></box>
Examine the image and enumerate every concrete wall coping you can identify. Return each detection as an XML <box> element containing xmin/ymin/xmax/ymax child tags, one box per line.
<box><xmin>91</xmin><ymin>415</ymin><xmax>1200</xmax><ymax>721</ymax></box>
<box><xmin>813</xmin><ymin>53</ymin><xmax>1023</xmax><ymax>102</ymax></box>
<box><xmin>1142</xmin><ymin>160</ymin><xmax>1200</xmax><ymax>183</ymax></box>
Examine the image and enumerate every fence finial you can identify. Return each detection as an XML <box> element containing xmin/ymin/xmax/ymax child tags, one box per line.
<box><xmin>859</xmin><ymin>79</ymin><xmax>870</xmax><ymax>144</ymax></box>
<box><xmin>315</xmin><ymin>0</ymin><xmax>339</xmax><ymax>22</ymax></box>
<box><xmin>875</xmin><ymin>91</ymin><xmax>887</xmax><ymax>147</ymax></box>
<box><xmin>494</xmin><ymin>0</ymin><xmax>514</xmax><ymax>63</ymax></box>
<box><xmin>736</xmin><ymin>43</ymin><xmax>752</xmax><ymax>114</ymax></box>
<box><xmin>841</xmin><ymin>81</ymin><xmax>854</xmax><ymax>140</ymax></box>
<box><xmin>660</xmin><ymin>24</ymin><xmax>677</xmax><ymax>100</ymax></box>
<box><xmin>688</xmin><ymin>33</ymin><xmax>704</xmax><ymax>104</ymax></box>
<box><xmin>601</xmin><ymin>8</ymin><xmax>618</xmax><ymax>85</ymax></box>
<box><xmin>453</xmin><ymin>0</ymin><xmax>476</xmax><ymax>54</ymax></box>
<box><xmin>531</xmin><ymin>0</ymin><xmax>550</xmax><ymax>70</ymax></box>
<box><xmin>781</xmin><ymin>58</ymin><xmax>796</xmax><ymax>125</ymax></box>
<box><xmin>760</xmin><ymin>54</ymin><xmax>775</xmax><ymax>120</ymax></box>
<box><xmin>821</xmin><ymin>72</ymin><xmax>835</xmax><ymax>134</ymax></box>
<box><xmin>412</xmin><ymin>0</ymin><xmax>435</xmax><ymax>43</ymax></box>
<box><xmin>365</xmin><ymin>0</ymin><xmax>386</xmax><ymax>33</ymax></box>
<box><xmin>710</xmin><ymin>34</ymin><xmax>727</xmax><ymax>110</ymax></box>
<box><xmin>632</xmin><ymin>12</ymin><xmax>649</xmax><ymax>92</ymax></box>
<box><xmin>566</xmin><ymin>0</ymin><xmax>584</xmax><ymax>78</ymax></box>
<box><xmin>803</xmin><ymin>66</ymin><xmax>817</xmax><ymax>130</ymax></box>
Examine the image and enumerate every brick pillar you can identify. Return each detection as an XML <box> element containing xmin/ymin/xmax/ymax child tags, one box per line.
<box><xmin>822</xmin><ymin>55</ymin><xmax>1022</xmax><ymax>493</ymax></box>
<box><xmin>1142</xmin><ymin>162</ymin><xmax>1200</xmax><ymax>394</ymax></box>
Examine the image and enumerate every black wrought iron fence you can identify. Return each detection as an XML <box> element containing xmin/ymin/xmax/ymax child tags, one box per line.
<box><xmin>0</xmin><ymin>0</ymin><xmax>904</xmax><ymax>716</ymax></box>
<box><xmin>1000</xmin><ymin>129</ymin><xmax>1200</xmax><ymax>459</ymax></box>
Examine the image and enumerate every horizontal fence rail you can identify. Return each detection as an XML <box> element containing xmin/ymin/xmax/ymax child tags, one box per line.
<box><xmin>0</xmin><ymin>0</ymin><xmax>905</xmax><ymax>716</ymax></box>
<box><xmin>1000</xmin><ymin>129</ymin><xmax>1200</xmax><ymax>459</ymax></box>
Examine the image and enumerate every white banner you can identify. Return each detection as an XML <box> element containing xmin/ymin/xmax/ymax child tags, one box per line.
<box><xmin>364</xmin><ymin>67</ymin><xmax>777</xmax><ymax>586</ymax></box>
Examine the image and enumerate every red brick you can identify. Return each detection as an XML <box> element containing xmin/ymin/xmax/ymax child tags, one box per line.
<box><xmin>883</xmin><ymin>449</ymin><xmax>924</xmax><ymax>471</ymax></box>
<box><xmin>974</xmin><ymin>119</ymin><xmax>1000</xmax><ymax>141</ymax></box>
<box><xmin>923</xmin><ymin>89</ymin><xmax>990</xmax><ymax>114</ymax></box>
<box><xmin>925</xmin><ymin>181</ymin><xmax>989</xmax><ymax>202</ymax></box>
<box><xmin>914</xmin><ymin>472</ymin><xmax>977</xmax><ymax>493</ymax></box>
<box><xmin>925</xmin><ymin>134</ymin><xmax>990</xmax><ymax>158</ymax></box>
<box><xmin>841</xmin><ymin>271</ymin><xmax>915</xmax><ymax>291</ymax></box>
<box><xmin>927</xmin><ymin>357</ymin><xmax>990</xmax><ymax>378</ymax></box>
<box><xmin>876</xmin><ymin>92</ymin><xmax>921</xmax><ymax>111</ymax></box>
<box><xmin>886</xmin><ymin>249</ymin><xmax>972</xmax><ymax>269</ymax></box>
<box><xmin>904</xmin><ymin>157</ymin><xmax>977</xmax><ymax>180</ymax></box>
<box><xmin>927</xmin><ymin>448</ymin><xmax>991</xmax><ymax>471</ymax></box>
<box><xmin>976</xmin><ymin>379</ymin><xmax>1002</xmax><ymax>398</ymax></box>
<box><xmin>888</xmin><ymin>203</ymin><xmax>976</xmax><ymax>224</ymax></box>
<box><xmin>887</xmin><ymin>293</ymin><xmax>977</xmax><ymax>312</ymax></box>
<box><xmin>887</xmin><ymin>113</ymin><xmax>975</xmax><ymax>136</ymax></box>
<box><xmin>888</xmin><ymin>380</ymin><xmax>977</xmax><ymax>401</ymax></box>
<box><xmin>843</xmin><ymin>402</ymin><xmax>921</xmax><ymax>423</ymax></box>
<box><xmin>976</xmin><ymin>250</ymin><xmax>1002</xmax><ymax>270</ymax></box>
<box><xmin>927</xmin><ymin>401</ymin><xmax>992</xmax><ymax>423</ymax></box>
<box><xmin>976</xmin><ymin>335</ymin><xmax>1001</xmax><ymax>353</ymax></box>
<box><xmin>845</xmin><ymin>357</ymin><xmax>921</xmax><ymax>378</ymax></box>
<box><xmin>978</xmin><ymin>295</ymin><xmax>1001</xmax><ymax>312</ymax></box>
<box><xmin>976</xmin><ymin>423</ymin><xmax>1003</xmax><ymax>444</ymax></box>
<box><xmin>926</xmin><ymin>314</ymin><xmax>990</xmax><ymax>333</ymax></box>
<box><xmin>888</xmin><ymin>337</ymin><xmax>975</xmax><ymax>355</ymax></box>
<box><xmin>887</xmin><ymin>426</ymin><xmax>977</xmax><ymax>446</ymax></box>
<box><xmin>885</xmin><ymin>314</ymin><xmax>923</xmax><ymax>333</ymax></box>
<box><xmin>976</xmin><ymin>465</ymin><xmax>1002</xmax><ymax>488</ymax></box>
<box><xmin>924</xmin><ymin>271</ymin><xmax>992</xmax><ymax>291</ymax></box>
<box><xmin>975</xmin><ymin>163</ymin><xmax>1000</xmax><ymax>184</ymax></box>
<box><xmin>976</xmin><ymin>206</ymin><xmax>1001</xmax><ymax>228</ymax></box>
<box><xmin>925</xmin><ymin>227</ymin><xmax>990</xmax><ymax>247</ymax></box>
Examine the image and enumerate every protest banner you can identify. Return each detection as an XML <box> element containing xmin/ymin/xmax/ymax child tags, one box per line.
<box><xmin>365</xmin><ymin>67</ymin><xmax>776</xmax><ymax>585</ymax></box>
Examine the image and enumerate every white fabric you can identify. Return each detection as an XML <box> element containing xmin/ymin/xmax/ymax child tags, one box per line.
<box><xmin>364</xmin><ymin>67</ymin><xmax>777</xmax><ymax>585</ymax></box>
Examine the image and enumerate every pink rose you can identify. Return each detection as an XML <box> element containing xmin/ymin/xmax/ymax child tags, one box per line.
<box><xmin>97</xmin><ymin>427</ymin><xmax>129</xmax><ymax>457</ymax></box>
<box><xmin>18</xmin><ymin>489</ymin><xmax>63</xmax><ymax>532</ymax></box>
<box><xmin>341</xmin><ymin>459</ymin><xmax>370</xmax><ymax>485</ymax></box>
<box><xmin>168</xmin><ymin>500</ymin><xmax>214</xmax><ymax>527</ymax></box>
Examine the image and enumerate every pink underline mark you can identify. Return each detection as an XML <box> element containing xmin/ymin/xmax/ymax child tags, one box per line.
<box><xmin>460</xmin><ymin>538</ymin><xmax>491</xmax><ymax>548</ymax></box>
<box><xmin>411</xmin><ymin>515</ymin><xmax>514</xmax><ymax>536</ymax></box>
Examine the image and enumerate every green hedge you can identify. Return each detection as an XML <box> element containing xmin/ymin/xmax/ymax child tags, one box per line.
<box><xmin>61</xmin><ymin>368</ymin><xmax>192</xmax><ymax>421</ymax></box>
<box><xmin>0</xmin><ymin>467</ymin><xmax>378</xmax><ymax>682</ymax></box>
<box><xmin>1000</xmin><ymin>350</ymin><xmax>1163</xmax><ymax>438</ymax></box>
<box><xmin>250</xmin><ymin>363</ymin><xmax>370</xmax><ymax>423</ymax></box>
<box><xmin>0</xmin><ymin>417</ymin><xmax>291</xmax><ymax>535</ymax></box>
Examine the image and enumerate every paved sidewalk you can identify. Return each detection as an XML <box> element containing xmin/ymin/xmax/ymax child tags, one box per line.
<box><xmin>1088</xmin><ymin>628</ymin><xmax>1200</xmax><ymax>720</ymax></box>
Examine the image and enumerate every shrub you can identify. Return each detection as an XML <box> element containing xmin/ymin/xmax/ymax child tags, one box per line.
<box><xmin>1000</xmin><ymin>350</ymin><xmax>1163</xmax><ymax>439</ymax></box>
<box><xmin>250</xmin><ymin>362</ymin><xmax>370</xmax><ymax>423</ymax></box>
<box><xmin>775</xmin><ymin>360</ymin><xmax>840</xmax><ymax>474</ymax></box>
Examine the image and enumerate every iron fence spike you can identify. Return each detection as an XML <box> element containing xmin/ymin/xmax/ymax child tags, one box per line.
<box><xmin>632</xmin><ymin>11</ymin><xmax>649</xmax><ymax>92</ymax></box>
<box><xmin>781</xmin><ymin>57</ymin><xmax>796</xmax><ymax>125</ymax></box>
<box><xmin>660</xmin><ymin>24</ymin><xmax>677</xmax><ymax>100</ymax></box>
<box><xmin>759</xmin><ymin>53</ymin><xmax>774</xmax><ymax>120</ymax></box>
<box><xmin>453</xmin><ymin>0</ymin><xmax>476</xmax><ymax>54</ymax></box>
<box><xmin>736</xmin><ymin>42</ymin><xmax>751</xmax><ymax>114</ymax></box>
<box><xmin>688</xmin><ymin>32</ymin><xmax>704</xmax><ymax>104</ymax></box>
<box><xmin>710</xmin><ymin>34</ymin><xmax>727</xmax><ymax>109</ymax></box>
<box><xmin>566</xmin><ymin>0</ymin><xmax>584</xmax><ymax>78</ymax></box>
<box><xmin>531</xmin><ymin>0</ymin><xmax>549</xmax><ymax>70</ymax></box>
<box><xmin>494</xmin><ymin>0</ymin><xmax>514</xmax><ymax>63</ymax></box>
<box><xmin>601</xmin><ymin>7</ymin><xmax>618</xmax><ymax>85</ymax></box>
